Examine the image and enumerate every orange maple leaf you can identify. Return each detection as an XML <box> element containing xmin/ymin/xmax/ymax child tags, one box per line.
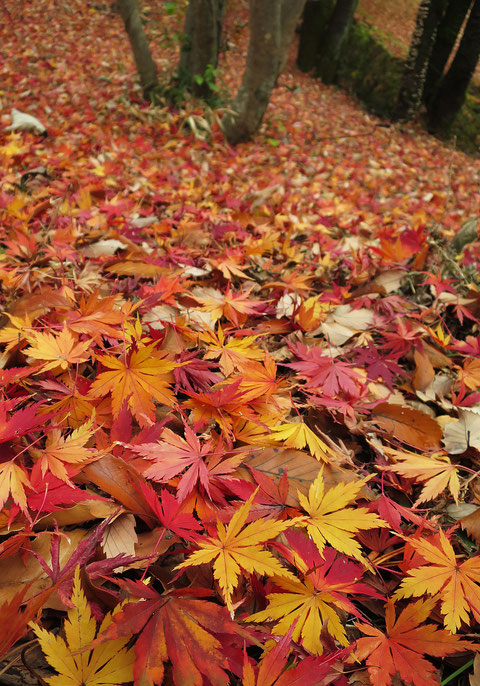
<box><xmin>394</xmin><ymin>529</ymin><xmax>480</xmax><ymax>632</ymax></box>
<box><xmin>24</xmin><ymin>326</ymin><xmax>92</xmax><ymax>372</ymax></box>
<box><xmin>29</xmin><ymin>421</ymin><xmax>99</xmax><ymax>483</ymax></box>
<box><xmin>89</xmin><ymin>343</ymin><xmax>176</xmax><ymax>426</ymax></box>
<box><xmin>201</xmin><ymin>326</ymin><xmax>265</xmax><ymax>376</ymax></box>
<box><xmin>355</xmin><ymin>597</ymin><xmax>476</xmax><ymax>686</ymax></box>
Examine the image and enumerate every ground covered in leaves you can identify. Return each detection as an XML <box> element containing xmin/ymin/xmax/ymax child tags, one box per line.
<box><xmin>1</xmin><ymin>1</ymin><xmax>480</xmax><ymax>685</ymax></box>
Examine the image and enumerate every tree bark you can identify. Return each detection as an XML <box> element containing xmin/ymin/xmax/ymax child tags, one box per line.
<box><xmin>117</xmin><ymin>0</ymin><xmax>158</xmax><ymax>99</ymax></box>
<box><xmin>223</xmin><ymin>0</ymin><xmax>306</xmax><ymax>144</ymax></box>
<box><xmin>316</xmin><ymin>0</ymin><xmax>359</xmax><ymax>84</ymax></box>
<box><xmin>423</xmin><ymin>0</ymin><xmax>473</xmax><ymax>105</ymax></box>
<box><xmin>297</xmin><ymin>0</ymin><xmax>335</xmax><ymax>72</ymax></box>
<box><xmin>393</xmin><ymin>0</ymin><xmax>448</xmax><ymax>121</ymax></box>
<box><xmin>427</xmin><ymin>0</ymin><xmax>480</xmax><ymax>132</ymax></box>
<box><xmin>178</xmin><ymin>0</ymin><xmax>225</xmax><ymax>99</ymax></box>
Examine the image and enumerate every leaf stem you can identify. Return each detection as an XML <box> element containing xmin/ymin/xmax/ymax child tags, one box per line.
<box><xmin>441</xmin><ymin>658</ymin><xmax>474</xmax><ymax>685</ymax></box>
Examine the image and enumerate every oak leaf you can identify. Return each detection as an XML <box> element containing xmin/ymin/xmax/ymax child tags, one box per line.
<box><xmin>31</xmin><ymin>566</ymin><xmax>134</xmax><ymax>686</ymax></box>
<box><xmin>394</xmin><ymin>529</ymin><xmax>480</xmax><ymax>632</ymax></box>
<box><xmin>176</xmin><ymin>489</ymin><xmax>299</xmax><ymax>613</ymax></box>
<box><xmin>298</xmin><ymin>469</ymin><xmax>386</xmax><ymax>563</ymax></box>
<box><xmin>355</xmin><ymin>597</ymin><xmax>476</xmax><ymax>686</ymax></box>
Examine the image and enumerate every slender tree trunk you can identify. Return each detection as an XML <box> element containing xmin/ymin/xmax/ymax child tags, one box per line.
<box><xmin>427</xmin><ymin>0</ymin><xmax>480</xmax><ymax>132</ymax></box>
<box><xmin>316</xmin><ymin>0</ymin><xmax>359</xmax><ymax>84</ymax></box>
<box><xmin>423</xmin><ymin>0</ymin><xmax>473</xmax><ymax>105</ymax></box>
<box><xmin>223</xmin><ymin>0</ymin><xmax>306</xmax><ymax>144</ymax></box>
<box><xmin>178</xmin><ymin>0</ymin><xmax>225</xmax><ymax>99</ymax></box>
<box><xmin>297</xmin><ymin>0</ymin><xmax>332</xmax><ymax>72</ymax></box>
<box><xmin>117</xmin><ymin>0</ymin><xmax>158</xmax><ymax>99</ymax></box>
<box><xmin>393</xmin><ymin>0</ymin><xmax>448</xmax><ymax>121</ymax></box>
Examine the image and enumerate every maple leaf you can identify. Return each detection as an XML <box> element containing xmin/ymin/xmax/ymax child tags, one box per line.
<box><xmin>249</xmin><ymin>530</ymin><xmax>377</xmax><ymax>653</ymax></box>
<box><xmin>380</xmin><ymin>446</ymin><xmax>460</xmax><ymax>505</ymax></box>
<box><xmin>24</xmin><ymin>326</ymin><xmax>93</xmax><ymax>372</ymax></box>
<box><xmin>287</xmin><ymin>342</ymin><xmax>362</xmax><ymax>397</ymax></box>
<box><xmin>135</xmin><ymin>425</ymin><xmax>241</xmax><ymax>503</ymax></box>
<box><xmin>242</xmin><ymin>620</ymin><xmax>347</xmax><ymax>686</ymax></box>
<box><xmin>394</xmin><ymin>529</ymin><xmax>480</xmax><ymax>632</ymax></box>
<box><xmin>0</xmin><ymin>461</ymin><xmax>30</xmax><ymax>513</ymax></box>
<box><xmin>238</xmin><ymin>353</ymin><xmax>288</xmax><ymax>404</ymax></box>
<box><xmin>270</xmin><ymin>421</ymin><xmax>338</xmax><ymax>463</ymax></box>
<box><xmin>176</xmin><ymin>489</ymin><xmax>299</xmax><ymax>613</ymax></box>
<box><xmin>193</xmin><ymin>285</ymin><xmax>264</xmax><ymax>326</ymax></box>
<box><xmin>297</xmin><ymin>469</ymin><xmax>387</xmax><ymax>563</ymax></box>
<box><xmin>201</xmin><ymin>326</ymin><xmax>265</xmax><ymax>376</ymax></box>
<box><xmin>92</xmin><ymin>581</ymin><xmax>245</xmax><ymax>686</ymax></box>
<box><xmin>29</xmin><ymin>421</ymin><xmax>100</xmax><ymax>484</ymax></box>
<box><xmin>89</xmin><ymin>343</ymin><xmax>176</xmax><ymax>426</ymax></box>
<box><xmin>31</xmin><ymin>566</ymin><xmax>135</xmax><ymax>686</ymax></box>
<box><xmin>183</xmin><ymin>379</ymin><xmax>256</xmax><ymax>434</ymax></box>
<box><xmin>355</xmin><ymin>597</ymin><xmax>476</xmax><ymax>686</ymax></box>
<box><xmin>65</xmin><ymin>289</ymin><xmax>125</xmax><ymax>339</ymax></box>
<box><xmin>137</xmin><ymin>482</ymin><xmax>203</xmax><ymax>540</ymax></box>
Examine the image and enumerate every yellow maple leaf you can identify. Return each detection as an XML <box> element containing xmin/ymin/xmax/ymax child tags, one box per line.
<box><xmin>298</xmin><ymin>470</ymin><xmax>387</xmax><ymax>563</ymax></box>
<box><xmin>175</xmin><ymin>490</ymin><xmax>299</xmax><ymax>614</ymax></box>
<box><xmin>270</xmin><ymin>421</ymin><xmax>337</xmax><ymax>463</ymax></box>
<box><xmin>24</xmin><ymin>326</ymin><xmax>92</xmax><ymax>372</ymax></box>
<box><xmin>381</xmin><ymin>446</ymin><xmax>460</xmax><ymax>505</ymax></box>
<box><xmin>0</xmin><ymin>312</ymin><xmax>34</xmax><ymax>352</ymax></box>
<box><xmin>30</xmin><ymin>421</ymin><xmax>99</xmax><ymax>483</ymax></box>
<box><xmin>0</xmin><ymin>461</ymin><xmax>30</xmax><ymax>513</ymax></box>
<box><xmin>394</xmin><ymin>529</ymin><xmax>480</xmax><ymax>633</ymax></box>
<box><xmin>201</xmin><ymin>326</ymin><xmax>264</xmax><ymax>376</ymax></box>
<box><xmin>89</xmin><ymin>343</ymin><xmax>176</xmax><ymax>426</ymax></box>
<box><xmin>31</xmin><ymin>566</ymin><xmax>134</xmax><ymax>686</ymax></box>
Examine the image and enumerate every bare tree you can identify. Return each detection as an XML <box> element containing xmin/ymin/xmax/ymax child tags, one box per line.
<box><xmin>222</xmin><ymin>0</ymin><xmax>306</xmax><ymax>144</ymax></box>
<box><xmin>117</xmin><ymin>0</ymin><xmax>158</xmax><ymax>99</ymax></box>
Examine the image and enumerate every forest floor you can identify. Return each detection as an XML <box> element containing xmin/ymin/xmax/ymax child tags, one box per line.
<box><xmin>1</xmin><ymin>1</ymin><xmax>480</xmax><ymax>685</ymax></box>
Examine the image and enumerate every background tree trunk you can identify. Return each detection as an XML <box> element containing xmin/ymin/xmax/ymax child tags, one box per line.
<box><xmin>427</xmin><ymin>0</ymin><xmax>480</xmax><ymax>132</ymax></box>
<box><xmin>423</xmin><ymin>0</ymin><xmax>473</xmax><ymax>105</ymax></box>
<box><xmin>178</xmin><ymin>0</ymin><xmax>225</xmax><ymax>99</ymax></box>
<box><xmin>297</xmin><ymin>0</ymin><xmax>334</xmax><ymax>72</ymax></box>
<box><xmin>223</xmin><ymin>0</ymin><xmax>306</xmax><ymax>145</ymax></box>
<box><xmin>117</xmin><ymin>0</ymin><xmax>158</xmax><ymax>99</ymax></box>
<box><xmin>393</xmin><ymin>0</ymin><xmax>448</xmax><ymax>121</ymax></box>
<box><xmin>316</xmin><ymin>0</ymin><xmax>359</xmax><ymax>84</ymax></box>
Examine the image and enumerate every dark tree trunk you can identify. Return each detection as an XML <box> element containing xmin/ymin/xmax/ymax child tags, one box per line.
<box><xmin>393</xmin><ymin>0</ymin><xmax>449</xmax><ymax>121</ymax></box>
<box><xmin>423</xmin><ymin>0</ymin><xmax>473</xmax><ymax>105</ymax></box>
<box><xmin>223</xmin><ymin>0</ymin><xmax>306</xmax><ymax>144</ymax></box>
<box><xmin>297</xmin><ymin>0</ymin><xmax>334</xmax><ymax>72</ymax></box>
<box><xmin>427</xmin><ymin>0</ymin><xmax>480</xmax><ymax>132</ymax></box>
<box><xmin>117</xmin><ymin>0</ymin><xmax>158</xmax><ymax>99</ymax></box>
<box><xmin>178</xmin><ymin>0</ymin><xmax>225</xmax><ymax>99</ymax></box>
<box><xmin>316</xmin><ymin>0</ymin><xmax>359</xmax><ymax>84</ymax></box>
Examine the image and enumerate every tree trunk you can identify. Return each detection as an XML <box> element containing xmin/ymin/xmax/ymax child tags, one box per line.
<box><xmin>393</xmin><ymin>0</ymin><xmax>448</xmax><ymax>121</ymax></box>
<box><xmin>117</xmin><ymin>0</ymin><xmax>158</xmax><ymax>99</ymax></box>
<box><xmin>297</xmin><ymin>0</ymin><xmax>334</xmax><ymax>72</ymax></box>
<box><xmin>223</xmin><ymin>0</ymin><xmax>306</xmax><ymax>144</ymax></box>
<box><xmin>316</xmin><ymin>0</ymin><xmax>359</xmax><ymax>84</ymax></box>
<box><xmin>423</xmin><ymin>0</ymin><xmax>473</xmax><ymax>105</ymax></box>
<box><xmin>178</xmin><ymin>0</ymin><xmax>225</xmax><ymax>99</ymax></box>
<box><xmin>427</xmin><ymin>0</ymin><xmax>480</xmax><ymax>132</ymax></box>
